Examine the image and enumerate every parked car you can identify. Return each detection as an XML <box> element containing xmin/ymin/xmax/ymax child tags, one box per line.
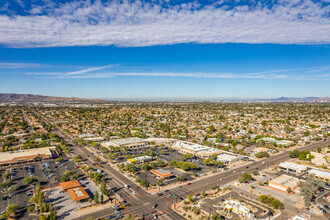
<box><xmin>187</xmin><ymin>183</ymin><xmax>191</xmax><ymax>185</ymax></box>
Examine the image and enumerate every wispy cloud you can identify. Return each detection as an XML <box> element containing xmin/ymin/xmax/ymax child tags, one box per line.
<box><xmin>0</xmin><ymin>0</ymin><xmax>329</xmax><ymax>48</ymax></box>
<box><xmin>66</xmin><ymin>64</ymin><xmax>116</xmax><ymax>75</ymax></box>
<box><xmin>28</xmin><ymin>65</ymin><xmax>330</xmax><ymax>80</ymax></box>
<box><xmin>0</xmin><ymin>62</ymin><xmax>51</xmax><ymax>69</ymax></box>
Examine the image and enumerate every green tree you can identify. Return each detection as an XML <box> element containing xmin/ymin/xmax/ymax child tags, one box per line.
<box><xmin>72</xmin><ymin>155</ymin><xmax>82</xmax><ymax>164</ymax></box>
<box><xmin>1</xmin><ymin>204</ymin><xmax>19</xmax><ymax>219</ymax></box>
<box><xmin>238</xmin><ymin>173</ymin><xmax>252</xmax><ymax>183</ymax></box>
<box><xmin>48</xmin><ymin>208</ymin><xmax>57</xmax><ymax>220</ymax></box>
<box><xmin>142</xmin><ymin>163</ymin><xmax>150</xmax><ymax>171</ymax></box>
<box><xmin>156</xmin><ymin>178</ymin><xmax>164</xmax><ymax>186</ymax></box>
<box><xmin>156</xmin><ymin>160</ymin><xmax>167</xmax><ymax>167</ymax></box>
<box><xmin>22</xmin><ymin>177</ymin><xmax>38</xmax><ymax>185</ymax></box>
<box><xmin>94</xmin><ymin>191</ymin><xmax>99</xmax><ymax>203</ymax></box>
<box><xmin>55</xmin><ymin>157</ymin><xmax>64</xmax><ymax>163</ymax></box>
<box><xmin>123</xmin><ymin>214</ymin><xmax>137</xmax><ymax>220</ymax></box>
<box><xmin>300</xmin><ymin>176</ymin><xmax>324</xmax><ymax>208</ymax></box>
<box><xmin>0</xmin><ymin>180</ymin><xmax>12</xmax><ymax>189</ymax></box>
<box><xmin>255</xmin><ymin>151</ymin><xmax>270</xmax><ymax>158</ymax></box>
<box><xmin>100</xmin><ymin>177</ymin><xmax>108</xmax><ymax>195</ymax></box>
<box><xmin>203</xmin><ymin>158</ymin><xmax>214</xmax><ymax>166</ymax></box>
<box><xmin>289</xmin><ymin>149</ymin><xmax>300</xmax><ymax>158</ymax></box>
<box><xmin>106</xmin><ymin>152</ymin><xmax>117</xmax><ymax>161</ymax></box>
<box><xmin>176</xmin><ymin>175</ymin><xmax>184</xmax><ymax>182</ymax></box>
<box><xmin>211</xmin><ymin>213</ymin><xmax>223</xmax><ymax>220</ymax></box>
<box><xmin>259</xmin><ymin>195</ymin><xmax>284</xmax><ymax>209</ymax></box>
<box><xmin>2</xmin><ymin>171</ymin><xmax>10</xmax><ymax>180</ymax></box>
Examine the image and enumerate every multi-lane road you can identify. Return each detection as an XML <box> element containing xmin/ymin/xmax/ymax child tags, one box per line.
<box><xmin>30</xmin><ymin>107</ymin><xmax>330</xmax><ymax>219</ymax></box>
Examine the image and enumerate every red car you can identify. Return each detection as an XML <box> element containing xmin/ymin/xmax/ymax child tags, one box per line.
<box><xmin>187</xmin><ymin>183</ymin><xmax>191</xmax><ymax>185</ymax></box>
<box><xmin>75</xmin><ymin>166</ymin><xmax>80</xmax><ymax>169</ymax></box>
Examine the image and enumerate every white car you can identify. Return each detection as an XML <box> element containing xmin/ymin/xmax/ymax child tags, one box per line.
<box><xmin>132</xmin><ymin>191</ymin><xmax>136</xmax><ymax>195</ymax></box>
<box><xmin>233</xmin><ymin>170</ymin><xmax>236</xmax><ymax>173</ymax></box>
<box><xmin>219</xmin><ymin>178</ymin><xmax>223</xmax><ymax>181</ymax></box>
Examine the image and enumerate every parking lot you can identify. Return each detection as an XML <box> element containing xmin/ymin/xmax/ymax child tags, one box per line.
<box><xmin>159</xmin><ymin>151</ymin><xmax>218</xmax><ymax>175</ymax></box>
<box><xmin>44</xmin><ymin>178</ymin><xmax>102</xmax><ymax>220</ymax></box>
<box><xmin>136</xmin><ymin>166</ymin><xmax>194</xmax><ymax>186</ymax></box>
<box><xmin>0</xmin><ymin>156</ymin><xmax>84</xmax><ymax>219</ymax></box>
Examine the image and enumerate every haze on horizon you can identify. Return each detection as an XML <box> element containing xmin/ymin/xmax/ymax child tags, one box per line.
<box><xmin>0</xmin><ymin>0</ymin><xmax>329</xmax><ymax>99</ymax></box>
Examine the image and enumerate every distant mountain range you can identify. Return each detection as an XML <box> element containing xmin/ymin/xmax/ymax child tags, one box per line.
<box><xmin>250</xmin><ymin>96</ymin><xmax>329</xmax><ymax>102</ymax></box>
<box><xmin>0</xmin><ymin>93</ymin><xmax>106</xmax><ymax>103</ymax></box>
<box><xmin>0</xmin><ymin>93</ymin><xmax>328</xmax><ymax>103</ymax></box>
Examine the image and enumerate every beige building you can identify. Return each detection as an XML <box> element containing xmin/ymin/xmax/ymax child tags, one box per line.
<box><xmin>101</xmin><ymin>137</ymin><xmax>148</xmax><ymax>150</ymax></box>
<box><xmin>172</xmin><ymin>141</ymin><xmax>223</xmax><ymax>158</ymax></box>
<box><xmin>0</xmin><ymin>147</ymin><xmax>55</xmax><ymax>166</ymax></box>
<box><xmin>308</xmin><ymin>169</ymin><xmax>330</xmax><ymax>182</ymax></box>
<box><xmin>268</xmin><ymin>174</ymin><xmax>300</xmax><ymax>194</ymax></box>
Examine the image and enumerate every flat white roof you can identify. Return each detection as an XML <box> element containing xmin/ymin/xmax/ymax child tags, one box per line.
<box><xmin>270</xmin><ymin>174</ymin><xmax>300</xmax><ymax>188</ymax></box>
<box><xmin>0</xmin><ymin>147</ymin><xmax>54</xmax><ymax>163</ymax></box>
<box><xmin>174</xmin><ymin>141</ymin><xmax>211</xmax><ymax>152</ymax></box>
<box><xmin>103</xmin><ymin>137</ymin><xmax>147</xmax><ymax>147</ymax></box>
<box><xmin>217</xmin><ymin>154</ymin><xmax>239</xmax><ymax>162</ymax></box>
<box><xmin>279</xmin><ymin>162</ymin><xmax>308</xmax><ymax>171</ymax></box>
<box><xmin>309</xmin><ymin>169</ymin><xmax>330</xmax><ymax>179</ymax></box>
<box><xmin>133</xmin><ymin>156</ymin><xmax>152</xmax><ymax>161</ymax></box>
<box><xmin>147</xmin><ymin>138</ymin><xmax>175</xmax><ymax>141</ymax></box>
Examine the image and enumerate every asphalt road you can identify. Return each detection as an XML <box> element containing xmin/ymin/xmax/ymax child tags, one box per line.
<box><xmin>31</xmin><ymin>107</ymin><xmax>330</xmax><ymax>219</ymax></box>
<box><xmin>169</xmin><ymin>139</ymin><xmax>330</xmax><ymax>199</ymax></box>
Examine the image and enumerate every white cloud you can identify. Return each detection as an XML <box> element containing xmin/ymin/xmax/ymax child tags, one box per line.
<box><xmin>0</xmin><ymin>0</ymin><xmax>329</xmax><ymax>48</ymax></box>
<box><xmin>0</xmin><ymin>62</ymin><xmax>50</xmax><ymax>68</ymax></box>
<box><xmin>28</xmin><ymin>65</ymin><xmax>330</xmax><ymax>80</ymax></box>
<box><xmin>66</xmin><ymin>64</ymin><xmax>116</xmax><ymax>75</ymax></box>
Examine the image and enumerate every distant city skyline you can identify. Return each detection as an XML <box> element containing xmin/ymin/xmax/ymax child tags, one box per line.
<box><xmin>0</xmin><ymin>0</ymin><xmax>329</xmax><ymax>99</ymax></box>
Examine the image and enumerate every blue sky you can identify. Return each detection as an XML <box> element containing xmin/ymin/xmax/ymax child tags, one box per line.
<box><xmin>0</xmin><ymin>0</ymin><xmax>329</xmax><ymax>99</ymax></box>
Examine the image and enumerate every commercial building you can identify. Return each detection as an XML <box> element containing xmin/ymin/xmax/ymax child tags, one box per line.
<box><xmin>147</xmin><ymin>138</ymin><xmax>175</xmax><ymax>145</ymax></box>
<box><xmin>279</xmin><ymin>162</ymin><xmax>308</xmax><ymax>174</ymax></box>
<box><xmin>150</xmin><ymin>169</ymin><xmax>173</xmax><ymax>178</ymax></box>
<box><xmin>308</xmin><ymin>169</ymin><xmax>330</xmax><ymax>182</ymax></box>
<box><xmin>0</xmin><ymin>147</ymin><xmax>55</xmax><ymax>166</ymax></box>
<box><xmin>84</xmin><ymin>137</ymin><xmax>104</xmax><ymax>142</ymax></box>
<box><xmin>172</xmin><ymin>141</ymin><xmax>222</xmax><ymax>158</ymax></box>
<box><xmin>217</xmin><ymin>153</ymin><xmax>241</xmax><ymax>164</ymax></box>
<box><xmin>60</xmin><ymin>180</ymin><xmax>90</xmax><ymax>203</ymax></box>
<box><xmin>101</xmin><ymin>137</ymin><xmax>148</xmax><ymax>150</ymax></box>
<box><xmin>222</xmin><ymin>200</ymin><xmax>254</xmax><ymax>218</ymax></box>
<box><xmin>127</xmin><ymin>155</ymin><xmax>153</xmax><ymax>164</ymax></box>
<box><xmin>268</xmin><ymin>174</ymin><xmax>300</xmax><ymax>194</ymax></box>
